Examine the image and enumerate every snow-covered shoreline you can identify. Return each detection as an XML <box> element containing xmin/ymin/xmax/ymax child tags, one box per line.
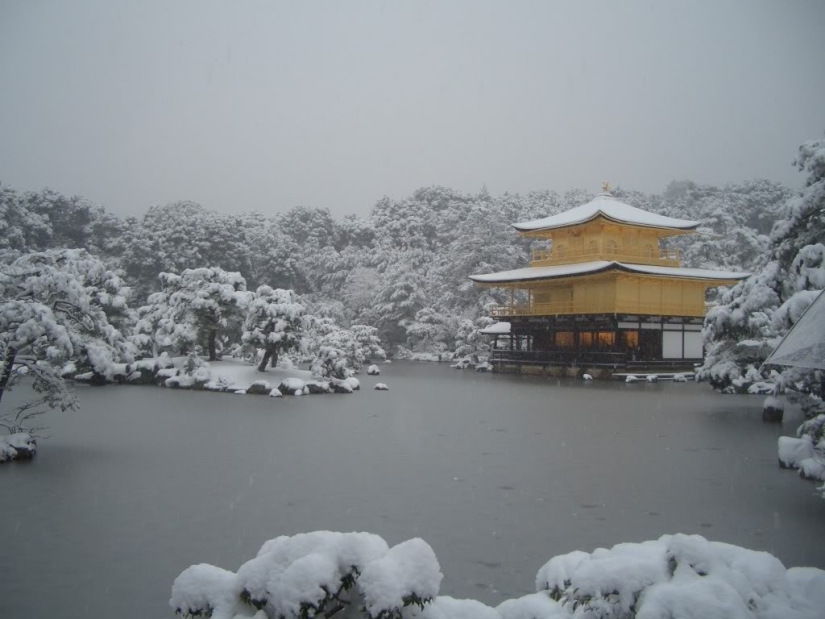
<box><xmin>67</xmin><ymin>355</ymin><xmax>370</xmax><ymax>397</ymax></box>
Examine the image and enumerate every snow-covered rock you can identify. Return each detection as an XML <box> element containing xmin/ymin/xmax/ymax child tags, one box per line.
<box><xmin>582</xmin><ymin>373</ymin><xmax>593</xmax><ymax>381</ymax></box>
<box><xmin>625</xmin><ymin>375</ymin><xmax>639</xmax><ymax>384</ymax></box>
<box><xmin>278</xmin><ymin>377</ymin><xmax>307</xmax><ymax>395</ymax></box>
<box><xmin>646</xmin><ymin>374</ymin><xmax>659</xmax><ymax>383</ymax></box>
<box><xmin>672</xmin><ymin>373</ymin><xmax>688</xmax><ymax>382</ymax></box>
<box><xmin>344</xmin><ymin>376</ymin><xmax>360</xmax><ymax>391</ymax></box>
<box><xmin>269</xmin><ymin>388</ymin><xmax>282</xmax><ymax>398</ymax></box>
<box><xmin>329</xmin><ymin>378</ymin><xmax>353</xmax><ymax>394</ymax></box>
<box><xmin>475</xmin><ymin>362</ymin><xmax>492</xmax><ymax>372</ymax></box>
<box><xmin>0</xmin><ymin>433</ymin><xmax>36</xmax><ymax>463</ymax></box>
<box><xmin>375</xmin><ymin>383</ymin><xmax>389</xmax><ymax>391</ymax></box>
<box><xmin>246</xmin><ymin>380</ymin><xmax>271</xmax><ymax>395</ymax></box>
<box><xmin>367</xmin><ymin>364</ymin><xmax>381</xmax><ymax>375</ymax></box>
<box><xmin>763</xmin><ymin>395</ymin><xmax>784</xmax><ymax>422</ymax></box>
<box><xmin>749</xmin><ymin>381</ymin><xmax>777</xmax><ymax>395</ymax></box>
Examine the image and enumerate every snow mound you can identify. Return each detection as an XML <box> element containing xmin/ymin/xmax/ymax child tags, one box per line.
<box><xmin>778</xmin><ymin>436</ymin><xmax>815</xmax><ymax>468</ymax></box>
<box><xmin>269</xmin><ymin>388</ymin><xmax>282</xmax><ymax>398</ymax></box>
<box><xmin>646</xmin><ymin>374</ymin><xmax>659</xmax><ymax>383</ymax></box>
<box><xmin>625</xmin><ymin>375</ymin><xmax>639</xmax><ymax>383</ymax></box>
<box><xmin>421</xmin><ymin>596</ymin><xmax>499</xmax><ymax>619</ymax></box>
<box><xmin>367</xmin><ymin>364</ymin><xmax>381</xmax><ymax>375</ymax></box>
<box><xmin>475</xmin><ymin>361</ymin><xmax>492</xmax><ymax>372</ymax></box>
<box><xmin>582</xmin><ymin>373</ymin><xmax>593</xmax><ymax>381</ymax></box>
<box><xmin>496</xmin><ymin>592</ymin><xmax>568</xmax><ymax>619</ymax></box>
<box><xmin>344</xmin><ymin>376</ymin><xmax>360</xmax><ymax>391</ymax></box>
<box><xmin>375</xmin><ymin>383</ymin><xmax>389</xmax><ymax>391</ymax></box>
<box><xmin>0</xmin><ymin>433</ymin><xmax>36</xmax><ymax>462</ymax></box>
<box><xmin>672</xmin><ymin>373</ymin><xmax>688</xmax><ymax>382</ymax></box>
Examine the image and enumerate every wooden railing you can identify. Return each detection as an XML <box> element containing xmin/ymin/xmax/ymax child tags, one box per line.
<box><xmin>492</xmin><ymin>349</ymin><xmax>628</xmax><ymax>367</ymax></box>
<box><xmin>490</xmin><ymin>300</ymin><xmax>705</xmax><ymax>318</ymax></box>
<box><xmin>531</xmin><ymin>243</ymin><xmax>680</xmax><ymax>267</ymax></box>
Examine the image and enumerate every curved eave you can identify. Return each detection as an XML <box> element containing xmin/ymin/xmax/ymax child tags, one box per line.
<box><xmin>511</xmin><ymin>212</ymin><xmax>700</xmax><ymax>234</ymax></box>
<box><xmin>469</xmin><ymin>261</ymin><xmax>750</xmax><ymax>287</ymax></box>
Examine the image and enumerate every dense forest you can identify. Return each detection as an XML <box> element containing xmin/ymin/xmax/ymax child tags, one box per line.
<box><xmin>0</xmin><ymin>176</ymin><xmax>792</xmax><ymax>350</ymax></box>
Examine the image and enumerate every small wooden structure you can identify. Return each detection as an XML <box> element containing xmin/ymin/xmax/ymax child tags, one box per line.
<box><xmin>471</xmin><ymin>187</ymin><xmax>749</xmax><ymax>371</ymax></box>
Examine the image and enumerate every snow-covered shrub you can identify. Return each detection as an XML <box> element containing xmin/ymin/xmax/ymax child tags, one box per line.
<box><xmin>171</xmin><ymin>532</ymin><xmax>442</xmax><ymax>619</ymax></box>
<box><xmin>350</xmin><ymin>324</ymin><xmax>387</xmax><ymax>363</ymax></box>
<box><xmin>170</xmin><ymin>532</ymin><xmax>825</xmax><ymax>619</ymax></box>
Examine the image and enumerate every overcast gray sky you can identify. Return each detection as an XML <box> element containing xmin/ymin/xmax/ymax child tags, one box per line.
<box><xmin>1</xmin><ymin>1</ymin><xmax>824</xmax><ymax>218</ymax></box>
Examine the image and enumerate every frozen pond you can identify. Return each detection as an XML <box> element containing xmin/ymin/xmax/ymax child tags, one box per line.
<box><xmin>2</xmin><ymin>361</ymin><xmax>824</xmax><ymax>618</ymax></box>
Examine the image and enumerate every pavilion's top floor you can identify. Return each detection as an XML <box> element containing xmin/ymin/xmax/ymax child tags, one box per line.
<box><xmin>512</xmin><ymin>192</ymin><xmax>700</xmax><ymax>268</ymax></box>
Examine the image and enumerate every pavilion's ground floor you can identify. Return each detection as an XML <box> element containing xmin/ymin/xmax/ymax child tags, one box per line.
<box><xmin>489</xmin><ymin>313</ymin><xmax>704</xmax><ymax>372</ymax></box>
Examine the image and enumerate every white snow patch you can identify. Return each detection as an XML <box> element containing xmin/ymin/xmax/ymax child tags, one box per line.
<box><xmin>375</xmin><ymin>383</ymin><xmax>389</xmax><ymax>391</ymax></box>
<box><xmin>625</xmin><ymin>375</ymin><xmax>639</xmax><ymax>383</ymax></box>
<box><xmin>269</xmin><ymin>388</ymin><xmax>282</xmax><ymax>397</ymax></box>
<box><xmin>582</xmin><ymin>373</ymin><xmax>593</xmax><ymax>381</ymax></box>
<box><xmin>367</xmin><ymin>364</ymin><xmax>381</xmax><ymax>375</ymax></box>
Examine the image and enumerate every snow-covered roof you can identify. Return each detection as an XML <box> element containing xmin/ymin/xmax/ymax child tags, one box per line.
<box><xmin>469</xmin><ymin>260</ymin><xmax>749</xmax><ymax>284</ymax></box>
<box><xmin>479</xmin><ymin>321</ymin><xmax>511</xmax><ymax>335</ymax></box>
<box><xmin>764</xmin><ymin>290</ymin><xmax>825</xmax><ymax>371</ymax></box>
<box><xmin>512</xmin><ymin>193</ymin><xmax>700</xmax><ymax>232</ymax></box>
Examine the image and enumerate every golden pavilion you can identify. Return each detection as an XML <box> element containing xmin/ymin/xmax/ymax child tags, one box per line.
<box><xmin>470</xmin><ymin>186</ymin><xmax>749</xmax><ymax>370</ymax></box>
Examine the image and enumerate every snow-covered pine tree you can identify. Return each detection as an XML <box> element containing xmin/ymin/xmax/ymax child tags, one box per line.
<box><xmin>242</xmin><ymin>286</ymin><xmax>308</xmax><ymax>372</ymax></box>
<box><xmin>0</xmin><ymin>249</ymin><xmax>132</xmax><ymax>433</ymax></box>
<box><xmin>700</xmin><ymin>137</ymin><xmax>825</xmax><ymax>396</ymax></box>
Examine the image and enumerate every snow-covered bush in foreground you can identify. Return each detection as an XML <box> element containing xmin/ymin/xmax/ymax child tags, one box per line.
<box><xmin>171</xmin><ymin>532</ymin><xmax>825</xmax><ymax>619</ymax></box>
<box><xmin>171</xmin><ymin>532</ymin><xmax>441</xmax><ymax>619</ymax></box>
